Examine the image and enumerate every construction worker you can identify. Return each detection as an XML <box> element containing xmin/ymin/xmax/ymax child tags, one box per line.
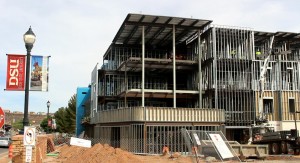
<box><xmin>230</xmin><ymin>49</ymin><xmax>236</xmax><ymax>58</ymax></box>
<box><xmin>256</xmin><ymin>49</ymin><xmax>261</xmax><ymax>59</ymax></box>
<box><xmin>256</xmin><ymin>50</ymin><xmax>261</xmax><ymax>55</ymax></box>
<box><xmin>230</xmin><ymin>49</ymin><xmax>236</xmax><ymax>55</ymax></box>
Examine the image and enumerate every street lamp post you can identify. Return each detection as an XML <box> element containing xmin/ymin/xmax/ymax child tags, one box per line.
<box><xmin>47</xmin><ymin>100</ymin><xmax>50</xmax><ymax>133</ymax></box>
<box><xmin>23</xmin><ymin>26</ymin><xmax>36</xmax><ymax>128</ymax></box>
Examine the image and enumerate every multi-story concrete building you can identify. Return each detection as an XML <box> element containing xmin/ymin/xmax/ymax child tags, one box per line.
<box><xmin>85</xmin><ymin>13</ymin><xmax>300</xmax><ymax>154</ymax></box>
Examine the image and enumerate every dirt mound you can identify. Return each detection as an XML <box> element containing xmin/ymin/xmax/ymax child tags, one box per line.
<box><xmin>56</xmin><ymin>143</ymin><xmax>142</xmax><ymax>163</ymax></box>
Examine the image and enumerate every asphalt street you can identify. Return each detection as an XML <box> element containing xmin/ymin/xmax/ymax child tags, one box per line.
<box><xmin>0</xmin><ymin>147</ymin><xmax>8</xmax><ymax>155</ymax></box>
<box><xmin>0</xmin><ymin>147</ymin><xmax>9</xmax><ymax>163</ymax></box>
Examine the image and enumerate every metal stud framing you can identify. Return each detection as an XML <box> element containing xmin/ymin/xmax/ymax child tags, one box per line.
<box><xmin>201</xmin><ymin>26</ymin><xmax>255</xmax><ymax>128</ymax></box>
<box><xmin>91</xmin><ymin>14</ymin><xmax>300</xmax><ymax>154</ymax></box>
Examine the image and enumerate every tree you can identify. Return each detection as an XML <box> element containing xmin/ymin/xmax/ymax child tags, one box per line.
<box><xmin>12</xmin><ymin>120</ymin><xmax>23</xmax><ymax>130</ymax></box>
<box><xmin>40</xmin><ymin>118</ymin><xmax>51</xmax><ymax>133</ymax></box>
<box><xmin>65</xmin><ymin>94</ymin><xmax>76</xmax><ymax>133</ymax></box>
<box><xmin>54</xmin><ymin>107</ymin><xmax>68</xmax><ymax>133</ymax></box>
<box><xmin>53</xmin><ymin>94</ymin><xmax>77</xmax><ymax>134</ymax></box>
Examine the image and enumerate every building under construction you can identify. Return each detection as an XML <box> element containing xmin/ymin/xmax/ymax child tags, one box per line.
<box><xmin>87</xmin><ymin>13</ymin><xmax>300</xmax><ymax>154</ymax></box>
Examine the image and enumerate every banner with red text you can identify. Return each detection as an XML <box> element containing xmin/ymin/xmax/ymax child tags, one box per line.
<box><xmin>30</xmin><ymin>55</ymin><xmax>50</xmax><ymax>91</ymax></box>
<box><xmin>6</xmin><ymin>54</ymin><xmax>26</xmax><ymax>90</ymax></box>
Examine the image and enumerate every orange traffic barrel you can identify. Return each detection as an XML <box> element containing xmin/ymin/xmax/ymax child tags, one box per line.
<box><xmin>8</xmin><ymin>144</ymin><xmax>13</xmax><ymax>159</ymax></box>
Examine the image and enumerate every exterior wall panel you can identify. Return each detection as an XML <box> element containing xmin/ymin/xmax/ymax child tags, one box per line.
<box><xmin>95</xmin><ymin>107</ymin><xmax>225</xmax><ymax>123</ymax></box>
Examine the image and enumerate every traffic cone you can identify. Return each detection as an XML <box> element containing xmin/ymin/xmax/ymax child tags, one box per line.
<box><xmin>8</xmin><ymin>144</ymin><xmax>13</xmax><ymax>159</ymax></box>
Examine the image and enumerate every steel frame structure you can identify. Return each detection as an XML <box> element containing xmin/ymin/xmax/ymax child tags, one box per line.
<box><xmin>87</xmin><ymin>14</ymin><xmax>300</xmax><ymax>153</ymax></box>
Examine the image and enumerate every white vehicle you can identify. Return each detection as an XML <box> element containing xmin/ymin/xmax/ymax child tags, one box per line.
<box><xmin>0</xmin><ymin>137</ymin><xmax>12</xmax><ymax>147</ymax></box>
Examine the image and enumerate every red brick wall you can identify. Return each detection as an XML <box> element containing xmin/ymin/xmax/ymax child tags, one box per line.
<box><xmin>11</xmin><ymin>135</ymin><xmax>48</xmax><ymax>163</ymax></box>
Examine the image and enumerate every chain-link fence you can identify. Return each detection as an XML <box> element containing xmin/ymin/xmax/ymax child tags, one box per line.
<box><xmin>47</xmin><ymin>127</ymin><xmax>231</xmax><ymax>160</ymax></box>
<box><xmin>46</xmin><ymin>129</ymin><xmax>190</xmax><ymax>155</ymax></box>
<box><xmin>49</xmin><ymin>133</ymin><xmax>176</xmax><ymax>155</ymax></box>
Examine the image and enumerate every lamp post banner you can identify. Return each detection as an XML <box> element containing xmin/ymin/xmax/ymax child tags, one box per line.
<box><xmin>30</xmin><ymin>55</ymin><xmax>50</xmax><ymax>91</ymax></box>
<box><xmin>6</xmin><ymin>54</ymin><xmax>26</xmax><ymax>91</ymax></box>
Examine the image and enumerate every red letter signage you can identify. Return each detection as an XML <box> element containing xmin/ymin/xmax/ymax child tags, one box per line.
<box><xmin>6</xmin><ymin>54</ymin><xmax>26</xmax><ymax>91</ymax></box>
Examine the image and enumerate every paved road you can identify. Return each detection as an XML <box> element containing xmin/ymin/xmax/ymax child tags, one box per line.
<box><xmin>0</xmin><ymin>147</ymin><xmax>8</xmax><ymax>155</ymax></box>
<box><xmin>0</xmin><ymin>147</ymin><xmax>10</xmax><ymax>163</ymax></box>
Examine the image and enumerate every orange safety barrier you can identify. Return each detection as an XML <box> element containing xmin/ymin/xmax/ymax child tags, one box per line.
<box><xmin>8</xmin><ymin>144</ymin><xmax>13</xmax><ymax>159</ymax></box>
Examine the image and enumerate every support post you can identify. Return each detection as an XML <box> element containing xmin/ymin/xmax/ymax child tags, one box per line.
<box><xmin>294</xmin><ymin>111</ymin><xmax>300</xmax><ymax>137</ymax></box>
<box><xmin>198</xmin><ymin>30</ymin><xmax>202</xmax><ymax>108</ymax></box>
<box><xmin>142</xmin><ymin>26</ymin><xmax>145</xmax><ymax>108</ymax></box>
<box><xmin>125</xmin><ymin>62</ymin><xmax>127</xmax><ymax>107</ymax></box>
<box><xmin>173</xmin><ymin>24</ymin><xmax>176</xmax><ymax>108</ymax></box>
<box><xmin>212</xmin><ymin>27</ymin><xmax>217</xmax><ymax>109</ymax></box>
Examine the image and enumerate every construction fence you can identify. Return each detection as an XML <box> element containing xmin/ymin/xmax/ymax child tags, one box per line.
<box><xmin>49</xmin><ymin>126</ymin><xmax>221</xmax><ymax>155</ymax></box>
<box><xmin>47</xmin><ymin>128</ymin><xmax>242</xmax><ymax>162</ymax></box>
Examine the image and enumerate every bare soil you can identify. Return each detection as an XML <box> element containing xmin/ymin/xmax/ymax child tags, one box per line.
<box><xmin>43</xmin><ymin>143</ymin><xmax>194</xmax><ymax>163</ymax></box>
<box><xmin>42</xmin><ymin>144</ymin><xmax>300</xmax><ymax>163</ymax></box>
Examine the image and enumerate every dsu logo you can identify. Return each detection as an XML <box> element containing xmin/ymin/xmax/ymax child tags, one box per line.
<box><xmin>6</xmin><ymin>54</ymin><xmax>25</xmax><ymax>90</ymax></box>
<box><xmin>8</xmin><ymin>58</ymin><xmax>20</xmax><ymax>86</ymax></box>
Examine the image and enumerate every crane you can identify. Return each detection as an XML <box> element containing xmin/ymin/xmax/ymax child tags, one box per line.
<box><xmin>256</xmin><ymin>36</ymin><xmax>291</xmax><ymax>124</ymax></box>
<box><xmin>257</xmin><ymin>36</ymin><xmax>274</xmax><ymax>124</ymax></box>
<box><xmin>248</xmin><ymin>35</ymin><xmax>292</xmax><ymax>145</ymax></box>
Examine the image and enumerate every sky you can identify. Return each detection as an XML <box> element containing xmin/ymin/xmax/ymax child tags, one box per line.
<box><xmin>0</xmin><ymin>0</ymin><xmax>299</xmax><ymax>114</ymax></box>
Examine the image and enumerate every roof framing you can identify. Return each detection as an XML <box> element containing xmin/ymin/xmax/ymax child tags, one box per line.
<box><xmin>112</xmin><ymin>13</ymin><xmax>212</xmax><ymax>46</ymax></box>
